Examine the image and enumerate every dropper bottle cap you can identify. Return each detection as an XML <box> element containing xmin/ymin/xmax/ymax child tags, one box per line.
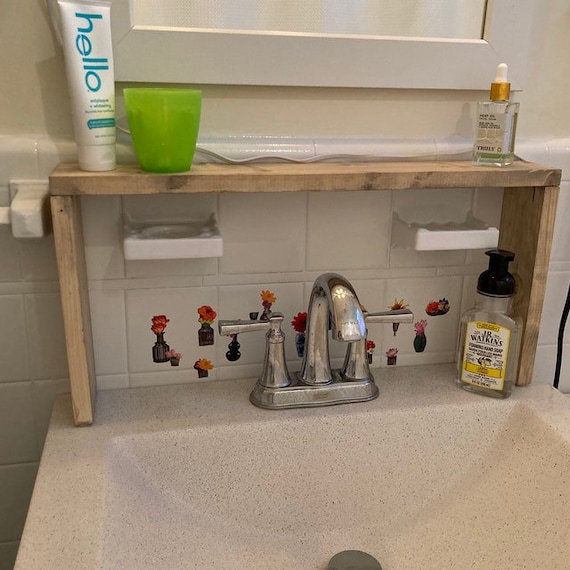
<box><xmin>477</xmin><ymin>249</ymin><xmax>516</xmax><ymax>297</ymax></box>
<box><xmin>490</xmin><ymin>63</ymin><xmax>511</xmax><ymax>101</ymax></box>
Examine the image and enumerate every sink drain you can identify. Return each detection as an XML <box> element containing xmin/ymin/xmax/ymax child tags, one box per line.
<box><xmin>328</xmin><ymin>550</ymin><xmax>382</xmax><ymax>570</ymax></box>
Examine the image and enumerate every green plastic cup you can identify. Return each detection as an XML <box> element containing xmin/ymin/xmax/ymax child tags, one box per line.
<box><xmin>124</xmin><ymin>88</ymin><xmax>202</xmax><ymax>173</ymax></box>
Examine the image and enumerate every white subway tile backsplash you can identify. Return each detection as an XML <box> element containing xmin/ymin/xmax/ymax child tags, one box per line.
<box><xmin>0</xmin><ymin>463</ymin><xmax>38</xmax><ymax>542</ymax></box>
<box><xmin>389</xmin><ymin>246</ymin><xmax>466</xmax><ymax>269</ymax></box>
<box><xmin>0</xmin><ymin>136</ymin><xmax>38</xmax><ymax>186</ymax></box>
<box><xmin>125</xmin><ymin>258</ymin><xmax>218</xmax><ymax>279</ymax></box>
<box><xmin>0</xmin><ymin>228</ymin><xmax>21</xmax><ymax>283</ymax></box>
<box><xmin>390</xmin><ymin>187</ymin><xmax>473</xmax><ymax>268</ymax></box>
<box><xmin>129</xmin><ymin>368</ymin><xmax>215</xmax><ymax>388</ymax></box>
<box><xmin>17</xmin><ymin>236</ymin><xmax>59</xmax><ymax>282</ymax></box>
<box><xmin>532</xmin><ymin>344</ymin><xmax>567</xmax><ymax>391</ymax></box>
<box><xmin>550</xmin><ymin>181</ymin><xmax>570</xmax><ymax>263</ymax></box>
<box><xmin>0</xmin><ymin>296</ymin><xmax>29</xmax><ymax>382</ymax></box>
<box><xmin>472</xmin><ymin>187</ymin><xmax>503</xmax><ymax>228</ymax></box>
<box><xmin>35</xmin><ymin>137</ymin><xmax>77</xmax><ymax>180</ymax></box>
<box><xmin>122</xmin><ymin>194</ymin><xmax>218</xmax><ymax>223</ymax></box>
<box><xmin>96</xmin><ymin>374</ymin><xmax>129</xmax><ymax>391</ymax></box>
<box><xmin>0</xmin><ymin>383</ymin><xmax>38</xmax><ymax>464</ymax></box>
<box><xmin>89</xmin><ymin>289</ymin><xmax>128</xmax><ymax>377</ymax></box>
<box><xmin>219</xmin><ymin>192</ymin><xmax>307</xmax><ymax>275</ymax></box>
<box><xmin>382</xmin><ymin>275</ymin><xmax>463</xmax><ymax>362</ymax></box>
<box><xmin>0</xmin><ymin>541</ymin><xmax>19</xmax><ymax>570</ymax></box>
<box><xmin>307</xmin><ymin>191</ymin><xmax>391</xmax><ymax>270</ymax></box>
<box><xmin>82</xmin><ymin>196</ymin><xmax>125</xmax><ymax>280</ymax></box>
<box><xmin>537</xmin><ymin>271</ymin><xmax>570</xmax><ymax>346</ymax></box>
<box><xmin>125</xmin><ymin>287</ymin><xmax>218</xmax><ymax>375</ymax></box>
<box><xmin>30</xmin><ymin>378</ymin><xmax>70</xmax><ymax>450</ymax></box>
<box><xmin>24</xmin><ymin>293</ymin><xmax>68</xmax><ymax>381</ymax></box>
<box><xmin>218</xmin><ymin>282</ymin><xmax>305</xmax><ymax>366</ymax></box>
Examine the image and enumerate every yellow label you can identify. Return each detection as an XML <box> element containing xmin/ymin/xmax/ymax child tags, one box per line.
<box><xmin>461</xmin><ymin>320</ymin><xmax>511</xmax><ymax>390</ymax></box>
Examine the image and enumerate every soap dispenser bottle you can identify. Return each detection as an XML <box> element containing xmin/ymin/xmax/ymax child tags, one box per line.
<box><xmin>457</xmin><ymin>249</ymin><xmax>522</xmax><ymax>398</ymax></box>
<box><xmin>473</xmin><ymin>63</ymin><xmax>519</xmax><ymax>167</ymax></box>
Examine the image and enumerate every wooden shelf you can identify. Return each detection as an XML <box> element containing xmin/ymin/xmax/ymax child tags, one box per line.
<box><xmin>49</xmin><ymin>160</ymin><xmax>561</xmax><ymax>425</ymax></box>
<box><xmin>49</xmin><ymin>160</ymin><xmax>561</xmax><ymax>195</ymax></box>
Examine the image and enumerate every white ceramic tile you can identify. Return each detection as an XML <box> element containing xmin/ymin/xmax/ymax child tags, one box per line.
<box><xmin>0</xmin><ymin>136</ymin><xmax>38</xmax><ymax>186</ymax></box>
<box><xmin>532</xmin><ymin>344</ymin><xmax>569</xmax><ymax>392</ymax></box>
<box><xmin>219</xmin><ymin>192</ymin><xmax>307</xmax><ymax>275</ymax></box>
<box><xmin>0</xmin><ymin>296</ymin><xmax>29</xmax><ymax>382</ymax></box>
<box><xmin>35</xmin><ymin>136</ymin><xmax>77</xmax><ymax>180</ymax></box>
<box><xmin>30</xmin><ymin>379</ymin><xmax>70</xmax><ymax>453</ymax></box>
<box><xmin>126</xmin><ymin>287</ymin><xmax>218</xmax><ymax>377</ymax></box>
<box><xmin>122</xmin><ymin>194</ymin><xmax>220</xmax><ymax>278</ymax></box>
<box><xmin>89</xmin><ymin>289</ymin><xmax>128</xmax><ymax>376</ymax></box>
<box><xmin>81</xmin><ymin>195</ymin><xmax>125</xmax><ymax>280</ymax></box>
<box><xmin>472</xmin><ymin>186</ymin><xmax>503</xmax><ymax>228</ymax></box>
<box><xmin>389</xmin><ymin>246</ymin><xmax>467</xmax><ymax>269</ymax></box>
<box><xmin>122</xmin><ymin>194</ymin><xmax>218</xmax><ymax>223</ymax></box>
<box><xmin>125</xmin><ymin>258</ymin><xmax>218</xmax><ymax>279</ymax></box>
<box><xmin>96</xmin><ymin>374</ymin><xmax>129</xmax><ymax>391</ymax></box>
<box><xmin>550</xmin><ymin>181</ymin><xmax>570</xmax><ymax>263</ymax></box>
<box><xmin>537</xmin><ymin>271</ymin><xmax>570</xmax><ymax>346</ymax></box>
<box><xmin>0</xmin><ymin>541</ymin><xmax>19</xmax><ymax>570</ymax></box>
<box><xmin>24</xmin><ymin>293</ymin><xmax>68</xmax><ymax>380</ymax></box>
<box><xmin>0</xmin><ymin>463</ymin><xmax>38</xmax><ymax>542</ymax></box>
<box><xmin>17</xmin><ymin>236</ymin><xmax>59</xmax><ymax>282</ymax></box>
<box><xmin>0</xmin><ymin>228</ymin><xmax>21</xmax><ymax>283</ymax></box>
<box><xmin>390</xmin><ymin>187</ymin><xmax>473</xmax><ymax>268</ymax></box>
<box><xmin>217</xmin><ymin>282</ymin><xmax>305</xmax><ymax>368</ymax></box>
<box><xmin>0</xmin><ymin>383</ymin><xmax>39</xmax><ymax>464</ymax></box>
<box><xmin>307</xmin><ymin>191</ymin><xmax>391</xmax><ymax>271</ymax></box>
<box><xmin>394</xmin><ymin>187</ymin><xmax>475</xmax><ymax>224</ymax></box>
<box><xmin>382</xmin><ymin>275</ymin><xmax>463</xmax><ymax>364</ymax></box>
<box><xmin>129</xmin><ymin>369</ymin><xmax>215</xmax><ymax>388</ymax></box>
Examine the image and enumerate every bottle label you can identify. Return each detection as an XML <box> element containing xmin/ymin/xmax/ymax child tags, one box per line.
<box><xmin>475</xmin><ymin>112</ymin><xmax>514</xmax><ymax>154</ymax></box>
<box><xmin>461</xmin><ymin>321</ymin><xmax>511</xmax><ymax>390</ymax></box>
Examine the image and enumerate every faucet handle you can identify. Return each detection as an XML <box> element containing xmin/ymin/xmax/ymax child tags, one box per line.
<box><xmin>218</xmin><ymin>313</ymin><xmax>285</xmax><ymax>336</ymax></box>
<box><xmin>364</xmin><ymin>308</ymin><xmax>414</xmax><ymax>324</ymax></box>
<box><xmin>218</xmin><ymin>313</ymin><xmax>291</xmax><ymax>390</ymax></box>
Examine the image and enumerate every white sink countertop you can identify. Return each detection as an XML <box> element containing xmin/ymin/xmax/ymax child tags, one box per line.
<box><xmin>15</xmin><ymin>364</ymin><xmax>570</xmax><ymax>569</ymax></box>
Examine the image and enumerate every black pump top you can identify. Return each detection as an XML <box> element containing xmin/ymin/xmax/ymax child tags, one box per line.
<box><xmin>477</xmin><ymin>249</ymin><xmax>516</xmax><ymax>297</ymax></box>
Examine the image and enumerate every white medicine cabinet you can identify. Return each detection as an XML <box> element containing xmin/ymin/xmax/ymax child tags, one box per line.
<box><xmin>109</xmin><ymin>0</ymin><xmax>535</xmax><ymax>90</ymax></box>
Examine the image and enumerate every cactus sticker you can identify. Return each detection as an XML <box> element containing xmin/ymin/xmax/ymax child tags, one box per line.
<box><xmin>413</xmin><ymin>320</ymin><xmax>428</xmax><ymax>353</ymax></box>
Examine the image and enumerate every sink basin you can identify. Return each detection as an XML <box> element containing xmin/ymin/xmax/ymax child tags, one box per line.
<box><xmin>16</xmin><ymin>364</ymin><xmax>570</xmax><ymax>569</ymax></box>
<box><xmin>101</xmin><ymin>402</ymin><xmax>570</xmax><ymax>569</ymax></box>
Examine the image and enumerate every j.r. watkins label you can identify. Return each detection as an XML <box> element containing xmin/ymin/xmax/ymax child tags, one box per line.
<box><xmin>461</xmin><ymin>321</ymin><xmax>511</xmax><ymax>390</ymax></box>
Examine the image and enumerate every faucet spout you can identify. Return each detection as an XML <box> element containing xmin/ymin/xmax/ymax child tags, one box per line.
<box><xmin>298</xmin><ymin>273</ymin><xmax>366</xmax><ymax>385</ymax></box>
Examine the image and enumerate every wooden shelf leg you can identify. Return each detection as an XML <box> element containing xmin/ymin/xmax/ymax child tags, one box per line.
<box><xmin>498</xmin><ymin>185</ymin><xmax>560</xmax><ymax>386</ymax></box>
<box><xmin>51</xmin><ymin>195</ymin><xmax>96</xmax><ymax>425</ymax></box>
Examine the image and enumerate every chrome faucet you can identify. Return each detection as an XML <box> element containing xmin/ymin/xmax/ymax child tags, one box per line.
<box><xmin>218</xmin><ymin>273</ymin><xmax>413</xmax><ymax>410</ymax></box>
<box><xmin>298</xmin><ymin>273</ymin><xmax>366</xmax><ymax>386</ymax></box>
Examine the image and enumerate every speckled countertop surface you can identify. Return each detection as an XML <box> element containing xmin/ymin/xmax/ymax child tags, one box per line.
<box><xmin>15</xmin><ymin>364</ymin><xmax>570</xmax><ymax>570</ymax></box>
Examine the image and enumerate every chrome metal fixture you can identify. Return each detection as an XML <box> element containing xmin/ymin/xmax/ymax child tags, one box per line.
<box><xmin>218</xmin><ymin>273</ymin><xmax>413</xmax><ymax>410</ymax></box>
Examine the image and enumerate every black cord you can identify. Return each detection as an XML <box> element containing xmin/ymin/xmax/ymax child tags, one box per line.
<box><xmin>554</xmin><ymin>282</ymin><xmax>570</xmax><ymax>390</ymax></box>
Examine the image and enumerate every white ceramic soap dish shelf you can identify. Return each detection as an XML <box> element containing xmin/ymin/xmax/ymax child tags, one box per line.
<box><xmin>123</xmin><ymin>215</ymin><xmax>223</xmax><ymax>260</ymax></box>
<box><xmin>392</xmin><ymin>213</ymin><xmax>499</xmax><ymax>251</ymax></box>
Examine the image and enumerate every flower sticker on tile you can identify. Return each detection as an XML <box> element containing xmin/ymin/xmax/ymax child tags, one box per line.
<box><xmin>151</xmin><ymin>315</ymin><xmax>170</xmax><ymax>363</ymax></box>
<box><xmin>291</xmin><ymin>311</ymin><xmax>307</xmax><ymax>357</ymax></box>
<box><xmin>413</xmin><ymin>320</ymin><xmax>428</xmax><ymax>353</ymax></box>
<box><xmin>197</xmin><ymin>305</ymin><xmax>217</xmax><ymax>346</ymax></box>
<box><xmin>260</xmin><ymin>289</ymin><xmax>277</xmax><ymax>321</ymax></box>
<box><xmin>389</xmin><ymin>298</ymin><xmax>409</xmax><ymax>336</ymax></box>
<box><xmin>366</xmin><ymin>340</ymin><xmax>376</xmax><ymax>364</ymax></box>
<box><xmin>166</xmin><ymin>349</ymin><xmax>182</xmax><ymax>366</ymax></box>
<box><xmin>386</xmin><ymin>347</ymin><xmax>398</xmax><ymax>366</ymax></box>
<box><xmin>425</xmin><ymin>298</ymin><xmax>450</xmax><ymax>316</ymax></box>
<box><xmin>194</xmin><ymin>358</ymin><xmax>213</xmax><ymax>378</ymax></box>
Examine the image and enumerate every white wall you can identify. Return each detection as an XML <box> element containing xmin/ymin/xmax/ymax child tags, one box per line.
<box><xmin>1</xmin><ymin>1</ymin><xmax>570</xmax><ymax>569</ymax></box>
